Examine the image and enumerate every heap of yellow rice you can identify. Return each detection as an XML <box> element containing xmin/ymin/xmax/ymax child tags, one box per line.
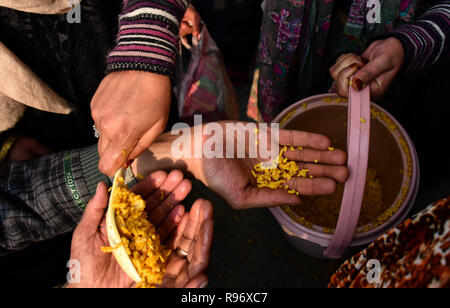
<box><xmin>102</xmin><ymin>178</ymin><xmax>170</xmax><ymax>288</ymax></box>
<box><xmin>252</xmin><ymin>146</ymin><xmax>311</xmax><ymax>195</ymax></box>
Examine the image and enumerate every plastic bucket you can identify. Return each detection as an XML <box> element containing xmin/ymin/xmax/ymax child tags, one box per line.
<box><xmin>270</xmin><ymin>93</ymin><xmax>420</xmax><ymax>259</ymax></box>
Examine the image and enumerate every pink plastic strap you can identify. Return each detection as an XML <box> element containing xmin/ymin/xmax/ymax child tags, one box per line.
<box><xmin>324</xmin><ymin>83</ymin><xmax>371</xmax><ymax>259</ymax></box>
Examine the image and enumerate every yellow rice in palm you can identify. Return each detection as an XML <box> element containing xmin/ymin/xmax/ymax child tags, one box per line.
<box><xmin>102</xmin><ymin>179</ymin><xmax>170</xmax><ymax>288</ymax></box>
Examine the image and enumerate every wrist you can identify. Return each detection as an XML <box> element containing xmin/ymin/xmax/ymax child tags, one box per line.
<box><xmin>132</xmin><ymin>132</ymin><xmax>203</xmax><ymax>181</ymax></box>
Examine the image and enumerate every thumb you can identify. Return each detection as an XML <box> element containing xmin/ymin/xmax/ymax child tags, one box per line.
<box><xmin>78</xmin><ymin>182</ymin><xmax>109</xmax><ymax>233</ymax></box>
<box><xmin>352</xmin><ymin>56</ymin><xmax>390</xmax><ymax>91</ymax></box>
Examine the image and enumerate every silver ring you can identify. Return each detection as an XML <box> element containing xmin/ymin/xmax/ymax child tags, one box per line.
<box><xmin>176</xmin><ymin>247</ymin><xmax>188</xmax><ymax>257</ymax></box>
<box><xmin>93</xmin><ymin>124</ymin><xmax>100</xmax><ymax>139</ymax></box>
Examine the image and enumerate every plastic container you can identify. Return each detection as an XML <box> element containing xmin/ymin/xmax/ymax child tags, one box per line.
<box><xmin>270</xmin><ymin>93</ymin><xmax>420</xmax><ymax>259</ymax></box>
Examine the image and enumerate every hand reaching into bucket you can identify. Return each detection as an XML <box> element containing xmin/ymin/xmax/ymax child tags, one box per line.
<box><xmin>330</xmin><ymin>37</ymin><xmax>405</xmax><ymax>100</ymax></box>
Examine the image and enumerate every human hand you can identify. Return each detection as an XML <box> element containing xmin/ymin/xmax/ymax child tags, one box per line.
<box><xmin>7</xmin><ymin>136</ymin><xmax>52</xmax><ymax>163</ymax></box>
<box><xmin>180</xmin><ymin>5</ymin><xmax>203</xmax><ymax>47</ymax></box>
<box><xmin>192</xmin><ymin>123</ymin><xmax>348</xmax><ymax>209</ymax></box>
<box><xmin>132</xmin><ymin>171</ymin><xmax>213</xmax><ymax>288</ymax></box>
<box><xmin>91</xmin><ymin>71</ymin><xmax>171</xmax><ymax>176</ymax></box>
<box><xmin>330</xmin><ymin>37</ymin><xmax>405</xmax><ymax>100</ymax></box>
<box><xmin>67</xmin><ymin>170</ymin><xmax>211</xmax><ymax>288</ymax></box>
<box><xmin>160</xmin><ymin>198</ymin><xmax>213</xmax><ymax>288</ymax></box>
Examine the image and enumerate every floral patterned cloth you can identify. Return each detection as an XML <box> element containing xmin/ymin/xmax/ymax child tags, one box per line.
<box><xmin>248</xmin><ymin>0</ymin><xmax>418</xmax><ymax>122</ymax></box>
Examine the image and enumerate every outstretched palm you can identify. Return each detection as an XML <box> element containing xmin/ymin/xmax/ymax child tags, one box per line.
<box><xmin>197</xmin><ymin>123</ymin><xmax>348</xmax><ymax>209</ymax></box>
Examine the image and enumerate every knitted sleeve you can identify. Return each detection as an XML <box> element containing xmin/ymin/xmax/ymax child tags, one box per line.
<box><xmin>387</xmin><ymin>1</ymin><xmax>450</xmax><ymax>73</ymax></box>
<box><xmin>106</xmin><ymin>0</ymin><xmax>190</xmax><ymax>78</ymax></box>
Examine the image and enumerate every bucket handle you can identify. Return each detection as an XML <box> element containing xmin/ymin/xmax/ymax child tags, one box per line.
<box><xmin>324</xmin><ymin>81</ymin><xmax>371</xmax><ymax>259</ymax></box>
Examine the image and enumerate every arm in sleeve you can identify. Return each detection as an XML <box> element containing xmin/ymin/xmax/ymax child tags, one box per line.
<box><xmin>0</xmin><ymin>145</ymin><xmax>110</xmax><ymax>255</ymax></box>
<box><xmin>106</xmin><ymin>0</ymin><xmax>191</xmax><ymax>78</ymax></box>
<box><xmin>387</xmin><ymin>1</ymin><xmax>450</xmax><ymax>73</ymax></box>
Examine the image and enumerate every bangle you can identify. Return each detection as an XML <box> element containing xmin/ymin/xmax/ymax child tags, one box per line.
<box><xmin>0</xmin><ymin>135</ymin><xmax>18</xmax><ymax>163</ymax></box>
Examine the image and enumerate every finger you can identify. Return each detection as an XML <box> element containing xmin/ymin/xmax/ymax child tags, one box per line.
<box><xmin>98</xmin><ymin>136</ymin><xmax>138</xmax><ymax>176</ymax></box>
<box><xmin>179</xmin><ymin>199</ymin><xmax>213</xmax><ymax>254</ymax></box>
<box><xmin>286</xmin><ymin>177</ymin><xmax>337</xmax><ymax>195</ymax></box>
<box><xmin>334</xmin><ymin>53</ymin><xmax>352</xmax><ymax>66</ymax></box>
<box><xmin>191</xmin><ymin>14</ymin><xmax>202</xmax><ymax>40</ymax></box>
<box><xmin>167</xmin><ymin>212</ymin><xmax>189</xmax><ymax>249</ymax></box>
<box><xmin>149</xmin><ymin>179</ymin><xmax>192</xmax><ymax>226</ymax></box>
<box><xmin>164</xmin><ymin>254</ymin><xmax>188</xmax><ymax>281</ymax></box>
<box><xmin>132</xmin><ymin>170</ymin><xmax>167</xmax><ymax>199</ymax></box>
<box><xmin>188</xmin><ymin>219</ymin><xmax>213</xmax><ymax>278</ymax></box>
<box><xmin>330</xmin><ymin>54</ymin><xmax>363</xmax><ymax>81</ymax></box>
<box><xmin>352</xmin><ymin>55</ymin><xmax>392</xmax><ymax>92</ymax></box>
<box><xmin>239</xmin><ymin>187</ymin><xmax>301</xmax><ymax>208</ymax></box>
<box><xmin>336</xmin><ymin>63</ymin><xmax>359</xmax><ymax>98</ymax></box>
<box><xmin>180</xmin><ymin>21</ymin><xmax>193</xmax><ymax>37</ymax></box>
<box><xmin>174</xmin><ymin>263</ymin><xmax>191</xmax><ymax>288</ymax></box>
<box><xmin>157</xmin><ymin>204</ymin><xmax>185</xmax><ymax>242</ymax></box>
<box><xmin>294</xmin><ymin>163</ymin><xmax>348</xmax><ymax>183</ymax></box>
<box><xmin>184</xmin><ymin>275</ymin><xmax>209</xmax><ymax>288</ymax></box>
<box><xmin>128</xmin><ymin>117</ymin><xmax>168</xmax><ymax>161</ymax></box>
<box><xmin>97</xmin><ymin>135</ymin><xmax>109</xmax><ymax>160</ymax></box>
<box><xmin>279</xmin><ymin>130</ymin><xmax>331</xmax><ymax>150</ymax></box>
<box><xmin>146</xmin><ymin>170</ymin><xmax>185</xmax><ymax>213</ymax></box>
<box><xmin>77</xmin><ymin>182</ymin><xmax>109</xmax><ymax>234</ymax></box>
<box><xmin>284</xmin><ymin>148</ymin><xmax>347</xmax><ymax>165</ymax></box>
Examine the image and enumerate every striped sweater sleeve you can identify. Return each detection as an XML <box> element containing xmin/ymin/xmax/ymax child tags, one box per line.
<box><xmin>387</xmin><ymin>1</ymin><xmax>450</xmax><ymax>73</ymax></box>
<box><xmin>106</xmin><ymin>0</ymin><xmax>190</xmax><ymax>77</ymax></box>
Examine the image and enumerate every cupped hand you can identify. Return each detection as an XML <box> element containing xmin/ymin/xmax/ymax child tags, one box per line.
<box><xmin>91</xmin><ymin>71</ymin><xmax>171</xmax><ymax>176</ymax></box>
<box><xmin>160</xmin><ymin>198</ymin><xmax>213</xmax><ymax>288</ymax></box>
<box><xmin>68</xmin><ymin>170</ymin><xmax>212</xmax><ymax>288</ymax></box>
<box><xmin>193</xmin><ymin>123</ymin><xmax>348</xmax><ymax>209</ymax></box>
<box><xmin>330</xmin><ymin>37</ymin><xmax>405</xmax><ymax>100</ymax></box>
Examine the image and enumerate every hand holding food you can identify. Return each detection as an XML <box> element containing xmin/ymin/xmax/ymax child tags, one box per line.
<box><xmin>330</xmin><ymin>37</ymin><xmax>405</xmax><ymax>100</ymax></box>
<box><xmin>133</xmin><ymin>122</ymin><xmax>348</xmax><ymax>210</ymax></box>
<box><xmin>91</xmin><ymin>71</ymin><xmax>171</xmax><ymax>176</ymax></box>
<box><xmin>68</xmin><ymin>170</ymin><xmax>212</xmax><ymax>288</ymax></box>
<box><xmin>197</xmin><ymin>124</ymin><xmax>348</xmax><ymax>209</ymax></box>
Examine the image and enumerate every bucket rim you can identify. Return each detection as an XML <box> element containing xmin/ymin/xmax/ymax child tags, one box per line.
<box><xmin>270</xmin><ymin>93</ymin><xmax>420</xmax><ymax>247</ymax></box>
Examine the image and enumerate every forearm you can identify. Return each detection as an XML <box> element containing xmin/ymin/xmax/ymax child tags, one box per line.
<box><xmin>132</xmin><ymin>132</ymin><xmax>204</xmax><ymax>182</ymax></box>
<box><xmin>0</xmin><ymin>145</ymin><xmax>109</xmax><ymax>255</ymax></box>
<box><xmin>387</xmin><ymin>1</ymin><xmax>450</xmax><ymax>73</ymax></box>
<box><xmin>106</xmin><ymin>0</ymin><xmax>191</xmax><ymax>77</ymax></box>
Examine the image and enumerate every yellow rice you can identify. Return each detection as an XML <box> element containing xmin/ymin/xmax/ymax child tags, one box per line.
<box><xmin>102</xmin><ymin>177</ymin><xmax>170</xmax><ymax>288</ymax></box>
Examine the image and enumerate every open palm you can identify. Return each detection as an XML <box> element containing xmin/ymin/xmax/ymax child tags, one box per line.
<box><xmin>198</xmin><ymin>124</ymin><xmax>348</xmax><ymax>209</ymax></box>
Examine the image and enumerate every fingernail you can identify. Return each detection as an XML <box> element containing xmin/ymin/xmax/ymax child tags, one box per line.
<box><xmin>199</xmin><ymin>281</ymin><xmax>209</xmax><ymax>288</ymax></box>
<box><xmin>354</xmin><ymin>79</ymin><xmax>364</xmax><ymax>91</ymax></box>
<box><xmin>361</xmin><ymin>57</ymin><xmax>369</xmax><ymax>65</ymax></box>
